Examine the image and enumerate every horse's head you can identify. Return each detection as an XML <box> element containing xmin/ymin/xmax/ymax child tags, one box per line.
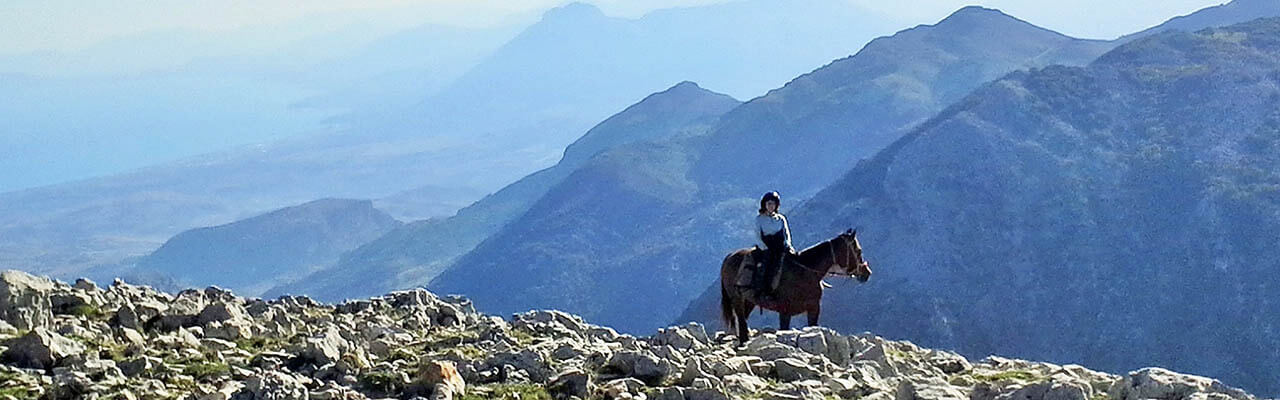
<box><xmin>835</xmin><ymin>229</ymin><xmax>871</xmax><ymax>283</ymax></box>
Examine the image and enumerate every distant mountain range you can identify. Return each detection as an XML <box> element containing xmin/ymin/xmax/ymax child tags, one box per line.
<box><xmin>132</xmin><ymin>198</ymin><xmax>400</xmax><ymax>296</ymax></box>
<box><xmin>266</xmin><ymin>81</ymin><xmax>741</xmax><ymax>301</ymax></box>
<box><xmin>425</xmin><ymin>6</ymin><xmax>1115</xmax><ymax>334</ymax></box>
<box><xmin>0</xmin><ymin>0</ymin><xmax>900</xmax><ymax>281</ymax></box>
<box><xmin>681</xmin><ymin>16</ymin><xmax>1280</xmax><ymax>396</ymax></box>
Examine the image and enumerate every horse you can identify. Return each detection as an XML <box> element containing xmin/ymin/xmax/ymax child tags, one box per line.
<box><xmin>719</xmin><ymin>229</ymin><xmax>871</xmax><ymax>345</ymax></box>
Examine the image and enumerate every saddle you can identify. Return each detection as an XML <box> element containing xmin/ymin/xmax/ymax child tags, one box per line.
<box><xmin>735</xmin><ymin>249</ymin><xmax>783</xmax><ymax>293</ymax></box>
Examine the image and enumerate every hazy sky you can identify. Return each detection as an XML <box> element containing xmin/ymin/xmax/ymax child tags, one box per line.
<box><xmin>1</xmin><ymin>0</ymin><xmax>1229</xmax><ymax>55</ymax></box>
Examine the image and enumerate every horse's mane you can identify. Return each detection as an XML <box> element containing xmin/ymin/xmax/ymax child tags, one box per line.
<box><xmin>794</xmin><ymin>237</ymin><xmax>836</xmax><ymax>266</ymax></box>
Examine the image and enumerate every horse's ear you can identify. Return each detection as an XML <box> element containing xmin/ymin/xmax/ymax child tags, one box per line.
<box><xmin>845</xmin><ymin>228</ymin><xmax>853</xmax><ymax>234</ymax></box>
<box><xmin>851</xmin><ymin>228</ymin><xmax>858</xmax><ymax>236</ymax></box>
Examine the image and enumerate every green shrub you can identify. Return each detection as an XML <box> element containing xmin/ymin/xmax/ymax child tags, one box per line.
<box><xmin>66</xmin><ymin>304</ymin><xmax>106</xmax><ymax>319</ymax></box>
<box><xmin>183</xmin><ymin>362</ymin><xmax>230</xmax><ymax>381</ymax></box>
<box><xmin>459</xmin><ymin>384</ymin><xmax>552</xmax><ymax>400</ymax></box>
<box><xmin>359</xmin><ymin>371</ymin><xmax>405</xmax><ymax>394</ymax></box>
<box><xmin>973</xmin><ymin>370</ymin><xmax>1042</xmax><ymax>383</ymax></box>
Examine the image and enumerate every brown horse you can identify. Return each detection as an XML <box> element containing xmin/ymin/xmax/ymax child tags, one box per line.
<box><xmin>720</xmin><ymin>229</ymin><xmax>871</xmax><ymax>345</ymax></box>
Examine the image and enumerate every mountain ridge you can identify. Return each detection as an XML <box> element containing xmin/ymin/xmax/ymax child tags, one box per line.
<box><xmin>680</xmin><ymin>17</ymin><xmax>1280</xmax><ymax>396</ymax></box>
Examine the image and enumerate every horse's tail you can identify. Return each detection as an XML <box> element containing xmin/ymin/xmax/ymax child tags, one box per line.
<box><xmin>720</xmin><ymin>283</ymin><xmax>735</xmax><ymax>334</ymax></box>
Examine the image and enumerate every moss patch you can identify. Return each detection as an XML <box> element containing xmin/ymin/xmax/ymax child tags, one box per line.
<box><xmin>183</xmin><ymin>362</ymin><xmax>231</xmax><ymax>382</ymax></box>
<box><xmin>460</xmin><ymin>384</ymin><xmax>552</xmax><ymax>400</ymax></box>
<box><xmin>359</xmin><ymin>371</ymin><xmax>406</xmax><ymax>394</ymax></box>
<box><xmin>66</xmin><ymin>304</ymin><xmax>107</xmax><ymax>320</ymax></box>
<box><xmin>973</xmin><ymin>370</ymin><xmax>1042</xmax><ymax>383</ymax></box>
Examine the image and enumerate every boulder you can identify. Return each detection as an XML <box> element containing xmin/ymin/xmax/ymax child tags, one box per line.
<box><xmin>755</xmin><ymin>343</ymin><xmax>808</xmax><ymax>362</ymax></box>
<box><xmin>774</xmin><ymin>357</ymin><xmax>822</xmax><ymax>382</ymax></box>
<box><xmin>48</xmin><ymin>370</ymin><xmax>93</xmax><ymax>400</ymax></box>
<box><xmin>547</xmin><ymin>368</ymin><xmax>591</xmax><ymax>399</ymax></box>
<box><xmin>204</xmin><ymin>319</ymin><xmax>254</xmax><ymax>341</ymax></box>
<box><xmin>993</xmin><ymin>380</ymin><xmax>1088</xmax><ymax>400</ymax></box>
<box><xmin>1109</xmin><ymin>368</ymin><xmax>1251</xmax><ymax>400</ymax></box>
<box><xmin>654</xmin><ymin>323</ymin><xmax>710</xmax><ymax>350</ymax></box>
<box><xmin>419</xmin><ymin>361</ymin><xmax>466</xmax><ymax>399</ymax></box>
<box><xmin>712</xmin><ymin>356</ymin><xmax>761</xmax><ymax>377</ymax></box>
<box><xmin>118</xmin><ymin>356</ymin><xmax>161</xmax><ymax>378</ymax></box>
<box><xmin>600</xmin><ymin>377</ymin><xmax>645</xmax><ymax>399</ymax></box>
<box><xmin>300</xmin><ymin>326</ymin><xmax>349</xmax><ymax>365</ymax></box>
<box><xmin>651</xmin><ymin>386</ymin><xmax>685</xmax><ymax>400</ymax></box>
<box><xmin>925</xmin><ymin>351</ymin><xmax>970</xmax><ymax>374</ymax></box>
<box><xmin>0</xmin><ymin>270</ymin><xmax>56</xmax><ymax>330</ymax></box>
<box><xmin>483</xmin><ymin>349</ymin><xmax>552</xmax><ymax>382</ymax></box>
<box><xmin>896</xmin><ymin>377</ymin><xmax>967</xmax><ymax>400</ymax></box>
<box><xmin>198</xmin><ymin>302</ymin><xmax>247</xmax><ymax>325</ymax></box>
<box><xmin>679</xmin><ymin>357</ymin><xmax>720</xmax><ymax>387</ymax></box>
<box><xmin>236</xmin><ymin>370</ymin><xmax>309</xmax><ymax>400</ymax></box>
<box><xmin>724</xmin><ymin>373</ymin><xmax>768</xmax><ymax>395</ymax></box>
<box><xmin>606</xmin><ymin>350</ymin><xmax>669</xmax><ymax>385</ymax></box>
<box><xmin>1</xmin><ymin>327</ymin><xmax>86</xmax><ymax>370</ymax></box>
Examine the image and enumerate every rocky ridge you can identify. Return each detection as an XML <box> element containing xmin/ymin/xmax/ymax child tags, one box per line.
<box><xmin>0</xmin><ymin>269</ymin><xmax>1260</xmax><ymax>400</ymax></box>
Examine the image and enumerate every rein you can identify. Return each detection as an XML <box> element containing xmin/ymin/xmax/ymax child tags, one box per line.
<box><xmin>788</xmin><ymin>237</ymin><xmax>858</xmax><ymax>278</ymax></box>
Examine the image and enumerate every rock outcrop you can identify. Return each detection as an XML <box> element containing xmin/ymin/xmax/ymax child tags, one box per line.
<box><xmin>0</xmin><ymin>269</ymin><xmax>1262</xmax><ymax>400</ymax></box>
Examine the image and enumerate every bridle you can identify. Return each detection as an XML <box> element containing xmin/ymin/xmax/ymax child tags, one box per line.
<box><xmin>789</xmin><ymin>235</ymin><xmax>862</xmax><ymax>278</ymax></box>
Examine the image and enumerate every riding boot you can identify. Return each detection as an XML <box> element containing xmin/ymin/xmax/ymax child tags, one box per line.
<box><xmin>757</xmin><ymin>261</ymin><xmax>776</xmax><ymax>302</ymax></box>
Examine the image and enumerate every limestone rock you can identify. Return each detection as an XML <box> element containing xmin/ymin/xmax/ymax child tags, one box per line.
<box><xmin>1</xmin><ymin>327</ymin><xmax>86</xmax><ymax>370</ymax></box>
<box><xmin>606</xmin><ymin>350</ymin><xmax>669</xmax><ymax>385</ymax></box>
<box><xmin>420</xmin><ymin>361</ymin><xmax>466</xmax><ymax>398</ymax></box>
<box><xmin>1109</xmin><ymin>368</ymin><xmax>1252</xmax><ymax>400</ymax></box>
<box><xmin>0</xmin><ymin>270</ymin><xmax>56</xmax><ymax>330</ymax></box>
<box><xmin>236</xmin><ymin>370</ymin><xmax>309</xmax><ymax>400</ymax></box>
<box><xmin>199</xmin><ymin>302</ymin><xmax>248</xmax><ymax>325</ymax></box>
<box><xmin>774</xmin><ymin>357</ymin><xmax>822</xmax><ymax>382</ymax></box>
<box><xmin>548</xmin><ymin>368</ymin><xmax>591</xmax><ymax>399</ymax></box>
<box><xmin>896</xmin><ymin>377</ymin><xmax>968</xmax><ymax>400</ymax></box>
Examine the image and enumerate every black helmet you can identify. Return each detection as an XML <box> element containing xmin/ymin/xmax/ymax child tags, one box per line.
<box><xmin>759</xmin><ymin>191</ymin><xmax>781</xmax><ymax>213</ymax></box>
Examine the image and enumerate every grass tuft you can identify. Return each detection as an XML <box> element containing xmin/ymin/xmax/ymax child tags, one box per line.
<box><xmin>459</xmin><ymin>384</ymin><xmax>551</xmax><ymax>400</ymax></box>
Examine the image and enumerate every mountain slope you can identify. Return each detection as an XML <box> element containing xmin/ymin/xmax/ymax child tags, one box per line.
<box><xmin>679</xmin><ymin>18</ymin><xmax>1280</xmax><ymax>396</ymax></box>
<box><xmin>0</xmin><ymin>0</ymin><xmax>896</xmax><ymax>282</ymax></box>
<box><xmin>267</xmin><ymin>82</ymin><xmax>740</xmax><ymax>301</ymax></box>
<box><xmin>427</xmin><ymin>7</ymin><xmax>1115</xmax><ymax>334</ymax></box>
<box><xmin>132</xmin><ymin>199</ymin><xmax>400</xmax><ymax>296</ymax></box>
<box><xmin>1122</xmin><ymin>0</ymin><xmax>1280</xmax><ymax>41</ymax></box>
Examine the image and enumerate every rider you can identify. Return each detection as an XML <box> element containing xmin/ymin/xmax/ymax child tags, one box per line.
<box><xmin>753</xmin><ymin>191</ymin><xmax>794</xmax><ymax>300</ymax></box>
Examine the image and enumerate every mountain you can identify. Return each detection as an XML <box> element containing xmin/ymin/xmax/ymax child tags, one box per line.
<box><xmin>1122</xmin><ymin>0</ymin><xmax>1280</xmax><ymax>41</ymax></box>
<box><xmin>690</xmin><ymin>5</ymin><xmax>1115</xmax><ymax>198</ymax></box>
<box><xmin>0</xmin><ymin>269</ymin><xmax>1261</xmax><ymax>400</ymax></box>
<box><xmin>0</xmin><ymin>0</ymin><xmax>899</xmax><ymax>282</ymax></box>
<box><xmin>266</xmin><ymin>81</ymin><xmax>741</xmax><ymax>301</ymax></box>
<box><xmin>132</xmin><ymin>199</ymin><xmax>400</xmax><ymax>296</ymax></box>
<box><xmin>0</xmin><ymin>128</ymin><xmax>519</xmax><ymax>282</ymax></box>
<box><xmin>426</xmin><ymin>7</ymin><xmax>1115</xmax><ymax>335</ymax></box>
<box><xmin>377</xmin><ymin>0</ymin><xmax>901</xmax><ymax>147</ymax></box>
<box><xmin>679</xmin><ymin>17</ymin><xmax>1280</xmax><ymax>396</ymax></box>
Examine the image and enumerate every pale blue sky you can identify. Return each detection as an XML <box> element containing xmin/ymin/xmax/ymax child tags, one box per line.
<box><xmin>1</xmin><ymin>0</ymin><xmax>1228</xmax><ymax>55</ymax></box>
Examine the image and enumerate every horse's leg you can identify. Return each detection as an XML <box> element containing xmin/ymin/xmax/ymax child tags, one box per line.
<box><xmin>736</xmin><ymin>302</ymin><xmax>754</xmax><ymax>346</ymax></box>
<box><xmin>806</xmin><ymin>303</ymin><xmax>821</xmax><ymax>327</ymax></box>
<box><xmin>779</xmin><ymin>313</ymin><xmax>791</xmax><ymax>331</ymax></box>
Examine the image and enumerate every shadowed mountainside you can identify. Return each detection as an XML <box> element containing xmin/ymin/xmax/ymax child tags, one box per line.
<box><xmin>427</xmin><ymin>7</ymin><xmax>1115</xmax><ymax>334</ymax></box>
<box><xmin>680</xmin><ymin>18</ymin><xmax>1280</xmax><ymax>396</ymax></box>
<box><xmin>267</xmin><ymin>82</ymin><xmax>740</xmax><ymax>301</ymax></box>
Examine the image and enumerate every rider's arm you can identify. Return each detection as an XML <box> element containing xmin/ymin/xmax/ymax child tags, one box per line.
<box><xmin>780</xmin><ymin>215</ymin><xmax>794</xmax><ymax>250</ymax></box>
<box><xmin>753</xmin><ymin>216</ymin><xmax>767</xmax><ymax>249</ymax></box>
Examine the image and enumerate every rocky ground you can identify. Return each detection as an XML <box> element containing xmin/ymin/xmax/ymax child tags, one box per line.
<box><xmin>0</xmin><ymin>269</ymin><xmax>1264</xmax><ymax>400</ymax></box>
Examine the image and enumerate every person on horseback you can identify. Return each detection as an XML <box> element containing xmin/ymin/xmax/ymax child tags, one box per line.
<box><xmin>753</xmin><ymin>191</ymin><xmax>794</xmax><ymax>301</ymax></box>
